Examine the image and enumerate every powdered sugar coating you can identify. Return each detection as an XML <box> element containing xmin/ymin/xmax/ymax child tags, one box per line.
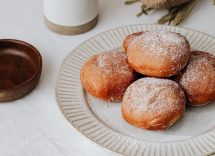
<box><xmin>122</xmin><ymin>77</ymin><xmax>185</xmax><ymax>129</ymax></box>
<box><xmin>179</xmin><ymin>53</ymin><xmax>215</xmax><ymax>93</ymax></box>
<box><xmin>80</xmin><ymin>51</ymin><xmax>136</xmax><ymax>102</ymax></box>
<box><xmin>123</xmin><ymin>31</ymin><xmax>144</xmax><ymax>52</ymax></box>
<box><xmin>123</xmin><ymin>78</ymin><xmax>185</xmax><ymax>115</ymax></box>
<box><xmin>127</xmin><ymin>31</ymin><xmax>190</xmax><ymax>77</ymax></box>
<box><xmin>96</xmin><ymin>51</ymin><xmax>133</xmax><ymax>76</ymax></box>
<box><xmin>177</xmin><ymin>51</ymin><xmax>215</xmax><ymax>105</ymax></box>
<box><xmin>130</xmin><ymin>31</ymin><xmax>189</xmax><ymax>62</ymax></box>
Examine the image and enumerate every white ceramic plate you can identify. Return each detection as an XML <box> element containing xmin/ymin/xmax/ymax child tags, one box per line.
<box><xmin>56</xmin><ymin>24</ymin><xmax>215</xmax><ymax>156</ymax></box>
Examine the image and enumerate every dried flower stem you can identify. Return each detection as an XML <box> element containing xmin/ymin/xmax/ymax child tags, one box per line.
<box><xmin>137</xmin><ymin>4</ymin><xmax>153</xmax><ymax>17</ymax></box>
<box><xmin>158</xmin><ymin>6</ymin><xmax>182</xmax><ymax>24</ymax></box>
<box><xmin>170</xmin><ymin>0</ymin><xmax>197</xmax><ymax>25</ymax></box>
<box><xmin>124</xmin><ymin>0</ymin><xmax>138</xmax><ymax>5</ymax></box>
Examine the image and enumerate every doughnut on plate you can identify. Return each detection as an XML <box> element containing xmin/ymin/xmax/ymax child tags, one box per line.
<box><xmin>56</xmin><ymin>25</ymin><xmax>215</xmax><ymax>156</ymax></box>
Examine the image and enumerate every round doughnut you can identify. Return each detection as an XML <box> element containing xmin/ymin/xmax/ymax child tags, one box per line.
<box><xmin>127</xmin><ymin>31</ymin><xmax>190</xmax><ymax>77</ymax></box>
<box><xmin>122</xmin><ymin>77</ymin><xmax>186</xmax><ymax>130</ymax></box>
<box><xmin>175</xmin><ymin>51</ymin><xmax>215</xmax><ymax>106</ymax></box>
<box><xmin>123</xmin><ymin>31</ymin><xmax>144</xmax><ymax>52</ymax></box>
<box><xmin>80</xmin><ymin>51</ymin><xmax>136</xmax><ymax>102</ymax></box>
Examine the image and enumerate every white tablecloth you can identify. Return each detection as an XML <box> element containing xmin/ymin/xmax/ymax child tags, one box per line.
<box><xmin>0</xmin><ymin>0</ymin><xmax>214</xmax><ymax>155</ymax></box>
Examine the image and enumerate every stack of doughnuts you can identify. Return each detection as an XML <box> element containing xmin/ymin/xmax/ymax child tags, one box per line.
<box><xmin>80</xmin><ymin>31</ymin><xmax>215</xmax><ymax>130</ymax></box>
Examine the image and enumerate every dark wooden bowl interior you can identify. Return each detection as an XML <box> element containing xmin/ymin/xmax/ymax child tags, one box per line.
<box><xmin>0</xmin><ymin>39</ymin><xmax>42</xmax><ymax>102</ymax></box>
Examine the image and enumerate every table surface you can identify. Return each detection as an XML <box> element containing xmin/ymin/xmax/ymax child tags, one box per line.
<box><xmin>0</xmin><ymin>0</ymin><xmax>215</xmax><ymax>156</ymax></box>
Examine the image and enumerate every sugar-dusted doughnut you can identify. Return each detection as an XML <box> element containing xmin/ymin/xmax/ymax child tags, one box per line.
<box><xmin>80</xmin><ymin>51</ymin><xmax>136</xmax><ymax>102</ymax></box>
<box><xmin>122</xmin><ymin>77</ymin><xmax>186</xmax><ymax>130</ymax></box>
<box><xmin>127</xmin><ymin>31</ymin><xmax>190</xmax><ymax>77</ymax></box>
<box><xmin>175</xmin><ymin>51</ymin><xmax>215</xmax><ymax>106</ymax></box>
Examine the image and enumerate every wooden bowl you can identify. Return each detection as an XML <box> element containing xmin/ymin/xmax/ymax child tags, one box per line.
<box><xmin>0</xmin><ymin>39</ymin><xmax>42</xmax><ymax>102</ymax></box>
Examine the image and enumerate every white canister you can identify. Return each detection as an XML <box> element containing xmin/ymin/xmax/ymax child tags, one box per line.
<box><xmin>43</xmin><ymin>0</ymin><xmax>99</xmax><ymax>35</ymax></box>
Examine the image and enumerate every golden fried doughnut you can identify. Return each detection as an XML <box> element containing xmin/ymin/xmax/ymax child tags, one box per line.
<box><xmin>122</xmin><ymin>77</ymin><xmax>186</xmax><ymax>130</ymax></box>
<box><xmin>127</xmin><ymin>31</ymin><xmax>190</xmax><ymax>77</ymax></box>
<box><xmin>80</xmin><ymin>51</ymin><xmax>136</xmax><ymax>102</ymax></box>
<box><xmin>175</xmin><ymin>51</ymin><xmax>215</xmax><ymax>106</ymax></box>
